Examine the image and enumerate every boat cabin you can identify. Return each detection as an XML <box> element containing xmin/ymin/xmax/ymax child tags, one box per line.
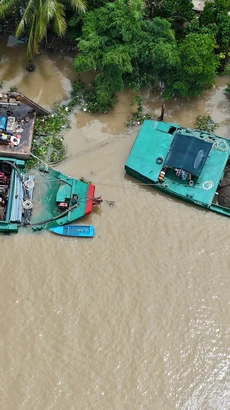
<box><xmin>158</xmin><ymin>130</ymin><xmax>212</xmax><ymax>186</ymax></box>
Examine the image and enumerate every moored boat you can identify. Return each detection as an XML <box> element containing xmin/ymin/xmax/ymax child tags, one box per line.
<box><xmin>49</xmin><ymin>225</ymin><xmax>94</xmax><ymax>237</ymax></box>
<box><xmin>125</xmin><ymin>120</ymin><xmax>230</xmax><ymax>217</ymax></box>
<box><xmin>0</xmin><ymin>156</ymin><xmax>102</xmax><ymax>233</ymax></box>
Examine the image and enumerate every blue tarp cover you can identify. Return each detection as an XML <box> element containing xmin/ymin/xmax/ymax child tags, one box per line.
<box><xmin>0</xmin><ymin>116</ymin><xmax>7</xmax><ymax>130</ymax></box>
<box><xmin>164</xmin><ymin>132</ymin><xmax>212</xmax><ymax>176</ymax></box>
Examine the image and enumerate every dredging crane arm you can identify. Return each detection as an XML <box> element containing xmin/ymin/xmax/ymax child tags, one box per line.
<box><xmin>7</xmin><ymin>92</ymin><xmax>50</xmax><ymax>115</ymax></box>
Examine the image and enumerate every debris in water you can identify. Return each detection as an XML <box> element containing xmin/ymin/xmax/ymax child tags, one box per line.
<box><xmin>104</xmin><ymin>200</ymin><xmax>115</xmax><ymax>207</ymax></box>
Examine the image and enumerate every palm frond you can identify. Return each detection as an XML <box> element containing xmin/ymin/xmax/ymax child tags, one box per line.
<box><xmin>42</xmin><ymin>0</ymin><xmax>56</xmax><ymax>21</ymax></box>
<box><xmin>65</xmin><ymin>0</ymin><xmax>87</xmax><ymax>13</ymax></box>
<box><xmin>45</xmin><ymin>0</ymin><xmax>66</xmax><ymax>36</ymax></box>
<box><xmin>0</xmin><ymin>0</ymin><xmax>21</xmax><ymax>18</ymax></box>
<box><xmin>35</xmin><ymin>0</ymin><xmax>49</xmax><ymax>42</ymax></box>
<box><xmin>26</xmin><ymin>14</ymin><xmax>38</xmax><ymax>59</ymax></box>
<box><xmin>15</xmin><ymin>0</ymin><xmax>40</xmax><ymax>37</ymax></box>
<box><xmin>12</xmin><ymin>0</ymin><xmax>85</xmax><ymax>59</ymax></box>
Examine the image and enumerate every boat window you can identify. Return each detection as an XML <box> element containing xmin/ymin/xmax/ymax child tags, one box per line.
<box><xmin>193</xmin><ymin>150</ymin><xmax>204</xmax><ymax>169</ymax></box>
<box><xmin>168</xmin><ymin>126</ymin><xmax>177</xmax><ymax>134</ymax></box>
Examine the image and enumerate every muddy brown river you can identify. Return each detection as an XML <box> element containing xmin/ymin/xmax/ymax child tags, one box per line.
<box><xmin>0</xmin><ymin>38</ymin><xmax>230</xmax><ymax>410</ymax></box>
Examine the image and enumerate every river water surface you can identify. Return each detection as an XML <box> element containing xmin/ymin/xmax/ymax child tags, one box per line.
<box><xmin>0</xmin><ymin>39</ymin><xmax>230</xmax><ymax>410</ymax></box>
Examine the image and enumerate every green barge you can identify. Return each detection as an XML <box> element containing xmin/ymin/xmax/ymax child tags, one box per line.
<box><xmin>125</xmin><ymin>120</ymin><xmax>230</xmax><ymax>217</ymax></box>
<box><xmin>0</xmin><ymin>156</ymin><xmax>102</xmax><ymax>234</ymax></box>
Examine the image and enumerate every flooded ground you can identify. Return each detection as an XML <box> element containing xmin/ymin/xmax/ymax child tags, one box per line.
<box><xmin>0</xmin><ymin>38</ymin><xmax>230</xmax><ymax>410</ymax></box>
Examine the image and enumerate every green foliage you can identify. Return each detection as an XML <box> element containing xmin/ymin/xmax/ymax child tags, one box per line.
<box><xmin>165</xmin><ymin>33</ymin><xmax>218</xmax><ymax>98</ymax></box>
<box><xmin>84</xmin><ymin>87</ymin><xmax>118</xmax><ymax>114</ymax></box>
<box><xmin>83</xmin><ymin>0</ymin><xmax>110</xmax><ymax>10</ymax></box>
<box><xmin>26</xmin><ymin>135</ymin><xmax>66</xmax><ymax>169</ymax></box>
<box><xmin>160</xmin><ymin>0</ymin><xmax>194</xmax><ymax>20</ymax></box>
<box><xmin>199</xmin><ymin>1</ymin><xmax>217</xmax><ymax>26</ymax></box>
<box><xmin>225</xmin><ymin>82</ymin><xmax>230</xmax><ymax>94</ymax></box>
<box><xmin>186</xmin><ymin>16</ymin><xmax>217</xmax><ymax>37</ymax></box>
<box><xmin>34</xmin><ymin>105</ymin><xmax>71</xmax><ymax>136</ymax></box>
<box><xmin>0</xmin><ymin>81</ymin><xmax>3</xmax><ymax>89</ymax></box>
<box><xmin>80</xmin><ymin>176</ymin><xmax>91</xmax><ymax>183</ymax></box>
<box><xmin>195</xmin><ymin>115</ymin><xmax>219</xmax><ymax>133</ymax></box>
<box><xmin>73</xmin><ymin>0</ymin><xmax>144</xmax><ymax>75</ymax></box>
<box><xmin>70</xmin><ymin>79</ymin><xmax>118</xmax><ymax>113</ymax></box>
<box><xmin>0</xmin><ymin>0</ymin><xmax>20</xmax><ymax>19</ymax></box>
<box><xmin>73</xmin><ymin>1</ymin><xmax>179</xmax><ymax>111</ymax></box>
<box><xmin>66</xmin><ymin>9</ymin><xmax>85</xmax><ymax>41</ymax></box>
<box><xmin>69</xmin><ymin>79</ymin><xmax>85</xmax><ymax>108</ymax></box>
<box><xmin>215</xmin><ymin>14</ymin><xmax>230</xmax><ymax>52</ymax></box>
<box><xmin>0</xmin><ymin>0</ymin><xmax>87</xmax><ymax>59</ymax></box>
<box><xmin>49</xmin><ymin>144</ymin><xmax>66</xmax><ymax>163</ymax></box>
<box><xmin>70</xmin><ymin>79</ymin><xmax>85</xmax><ymax>98</ymax></box>
<box><xmin>144</xmin><ymin>0</ymin><xmax>194</xmax><ymax>21</ymax></box>
<box><xmin>73</xmin><ymin>0</ymin><xmax>144</xmax><ymax>111</ymax></box>
<box><xmin>127</xmin><ymin>18</ymin><xmax>179</xmax><ymax>89</ymax></box>
<box><xmin>67</xmin><ymin>0</ymin><xmax>110</xmax><ymax>38</ymax></box>
<box><xmin>223</xmin><ymin>62</ymin><xmax>230</xmax><ymax>75</ymax></box>
<box><xmin>125</xmin><ymin>95</ymin><xmax>152</xmax><ymax>126</ymax></box>
<box><xmin>9</xmin><ymin>86</ymin><xmax>18</xmax><ymax>92</ymax></box>
<box><xmin>198</xmin><ymin>0</ymin><xmax>230</xmax><ymax>54</ymax></box>
<box><xmin>26</xmin><ymin>105</ymin><xmax>70</xmax><ymax>170</ymax></box>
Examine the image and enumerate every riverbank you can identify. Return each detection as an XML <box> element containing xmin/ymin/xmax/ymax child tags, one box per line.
<box><xmin>1</xmin><ymin>35</ymin><xmax>230</xmax><ymax>139</ymax></box>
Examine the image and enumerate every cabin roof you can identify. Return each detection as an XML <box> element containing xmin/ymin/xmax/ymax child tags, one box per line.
<box><xmin>164</xmin><ymin>132</ymin><xmax>212</xmax><ymax>176</ymax></box>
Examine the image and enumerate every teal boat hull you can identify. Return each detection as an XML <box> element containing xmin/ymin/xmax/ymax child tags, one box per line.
<box><xmin>0</xmin><ymin>156</ymin><xmax>99</xmax><ymax>233</ymax></box>
<box><xmin>30</xmin><ymin>167</ymin><xmax>97</xmax><ymax>229</ymax></box>
<box><xmin>125</xmin><ymin>120</ymin><xmax>230</xmax><ymax>217</ymax></box>
<box><xmin>49</xmin><ymin>225</ymin><xmax>94</xmax><ymax>237</ymax></box>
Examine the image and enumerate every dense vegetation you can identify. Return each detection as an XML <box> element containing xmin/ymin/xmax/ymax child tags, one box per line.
<box><xmin>1</xmin><ymin>0</ymin><xmax>230</xmax><ymax>110</ymax></box>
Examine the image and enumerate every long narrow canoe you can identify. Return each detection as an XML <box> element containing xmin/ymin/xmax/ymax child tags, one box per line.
<box><xmin>49</xmin><ymin>225</ymin><xmax>94</xmax><ymax>237</ymax></box>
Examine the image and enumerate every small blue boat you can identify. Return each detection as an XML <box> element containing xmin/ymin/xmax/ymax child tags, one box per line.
<box><xmin>49</xmin><ymin>225</ymin><xmax>94</xmax><ymax>237</ymax></box>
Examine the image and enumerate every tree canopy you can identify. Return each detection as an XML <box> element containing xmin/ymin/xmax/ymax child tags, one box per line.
<box><xmin>73</xmin><ymin>0</ymin><xmax>180</xmax><ymax>109</ymax></box>
<box><xmin>0</xmin><ymin>0</ymin><xmax>229</xmax><ymax>109</ymax></box>
<box><xmin>73</xmin><ymin>0</ymin><xmax>220</xmax><ymax>104</ymax></box>
<box><xmin>0</xmin><ymin>0</ymin><xmax>86</xmax><ymax>59</ymax></box>
<box><xmin>199</xmin><ymin>0</ymin><xmax>230</xmax><ymax>52</ymax></box>
<box><xmin>165</xmin><ymin>33</ymin><xmax>218</xmax><ymax>98</ymax></box>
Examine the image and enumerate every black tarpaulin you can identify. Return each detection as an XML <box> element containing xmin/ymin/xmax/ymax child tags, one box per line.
<box><xmin>164</xmin><ymin>132</ymin><xmax>212</xmax><ymax>176</ymax></box>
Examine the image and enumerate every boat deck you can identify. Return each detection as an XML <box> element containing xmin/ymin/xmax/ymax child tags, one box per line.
<box><xmin>0</xmin><ymin>114</ymin><xmax>35</xmax><ymax>159</ymax></box>
<box><xmin>30</xmin><ymin>169</ymin><xmax>94</xmax><ymax>228</ymax></box>
<box><xmin>125</xmin><ymin>120</ymin><xmax>230</xmax><ymax>207</ymax></box>
<box><xmin>0</xmin><ymin>99</ymin><xmax>36</xmax><ymax>159</ymax></box>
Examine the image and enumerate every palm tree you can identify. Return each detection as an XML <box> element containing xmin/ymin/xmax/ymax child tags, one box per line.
<box><xmin>0</xmin><ymin>0</ymin><xmax>87</xmax><ymax>59</ymax></box>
